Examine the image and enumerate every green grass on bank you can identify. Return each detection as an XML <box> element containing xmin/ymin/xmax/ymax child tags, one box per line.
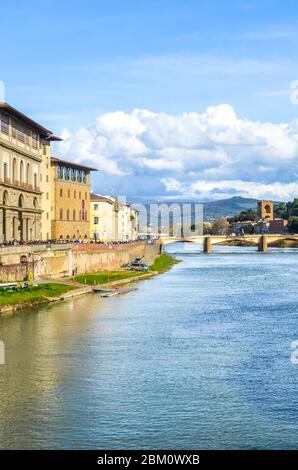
<box><xmin>0</xmin><ymin>283</ymin><xmax>74</xmax><ymax>308</ymax></box>
<box><xmin>149</xmin><ymin>253</ymin><xmax>180</xmax><ymax>273</ymax></box>
<box><xmin>75</xmin><ymin>270</ymin><xmax>148</xmax><ymax>285</ymax></box>
<box><xmin>75</xmin><ymin>254</ymin><xmax>179</xmax><ymax>285</ymax></box>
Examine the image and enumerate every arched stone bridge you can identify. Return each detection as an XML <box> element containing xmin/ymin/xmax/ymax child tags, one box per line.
<box><xmin>160</xmin><ymin>234</ymin><xmax>298</xmax><ymax>253</ymax></box>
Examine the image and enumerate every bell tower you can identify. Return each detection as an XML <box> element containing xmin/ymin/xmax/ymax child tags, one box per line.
<box><xmin>258</xmin><ymin>200</ymin><xmax>274</xmax><ymax>220</ymax></box>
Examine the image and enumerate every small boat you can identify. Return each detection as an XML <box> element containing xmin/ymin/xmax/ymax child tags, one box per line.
<box><xmin>92</xmin><ymin>287</ymin><xmax>116</xmax><ymax>293</ymax></box>
<box><xmin>99</xmin><ymin>286</ymin><xmax>138</xmax><ymax>297</ymax></box>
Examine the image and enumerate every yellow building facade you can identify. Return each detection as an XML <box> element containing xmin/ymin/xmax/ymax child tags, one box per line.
<box><xmin>0</xmin><ymin>102</ymin><xmax>59</xmax><ymax>242</ymax></box>
<box><xmin>51</xmin><ymin>157</ymin><xmax>97</xmax><ymax>240</ymax></box>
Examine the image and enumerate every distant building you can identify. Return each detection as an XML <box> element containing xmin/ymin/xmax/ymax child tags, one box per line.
<box><xmin>90</xmin><ymin>194</ymin><xmax>117</xmax><ymax>241</ymax></box>
<box><xmin>269</xmin><ymin>218</ymin><xmax>288</xmax><ymax>234</ymax></box>
<box><xmin>258</xmin><ymin>200</ymin><xmax>274</xmax><ymax>221</ymax></box>
<box><xmin>232</xmin><ymin>220</ymin><xmax>256</xmax><ymax>235</ymax></box>
<box><xmin>51</xmin><ymin>157</ymin><xmax>97</xmax><ymax>240</ymax></box>
<box><xmin>90</xmin><ymin>194</ymin><xmax>139</xmax><ymax>242</ymax></box>
<box><xmin>0</xmin><ymin>102</ymin><xmax>60</xmax><ymax>242</ymax></box>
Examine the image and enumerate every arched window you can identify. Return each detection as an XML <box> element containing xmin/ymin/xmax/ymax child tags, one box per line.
<box><xmin>18</xmin><ymin>195</ymin><xmax>24</xmax><ymax>208</ymax></box>
<box><xmin>74</xmin><ymin>190</ymin><xmax>76</xmax><ymax>199</ymax></box>
<box><xmin>67</xmin><ymin>209</ymin><xmax>70</xmax><ymax>221</ymax></box>
<box><xmin>26</xmin><ymin>163</ymin><xmax>30</xmax><ymax>184</ymax></box>
<box><xmin>20</xmin><ymin>160</ymin><xmax>24</xmax><ymax>184</ymax></box>
<box><xmin>12</xmin><ymin>158</ymin><xmax>17</xmax><ymax>182</ymax></box>
<box><xmin>33</xmin><ymin>197</ymin><xmax>38</xmax><ymax>210</ymax></box>
<box><xmin>73</xmin><ymin>210</ymin><xmax>76</xmax><ymax>221</ymax></box>
<box><xmin>60</xmin><ymin>188</ymin><xmax>63</xmax><ymax>197</ymax></box>
<box><xmin>60</xmin><ymin>209</ymin><xmax>63</xmax><ymax>220</ymax></box>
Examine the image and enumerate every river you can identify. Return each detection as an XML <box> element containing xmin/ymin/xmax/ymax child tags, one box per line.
<box><xmin>0</xmin><ymin>243</ymin><xmax>298</xmax><ymax>449</ymax></box>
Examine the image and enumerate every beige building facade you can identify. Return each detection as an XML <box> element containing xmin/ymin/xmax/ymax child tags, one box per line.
<box><xmin>0</xmin><ymin>103</ymin><xmax>59</xmax><ymax>242</ymax></box>
<box><xmin>90</xmin><ymin>194</ymin><xmax>139</xmax><ymax>242</ymax></box>
<box><xmin>51</xmin><ymin>157</ymin><xmax>97</xmax><ymax>240</ymax></box>
<box><xmin>90</xmin><ymin>194</ymin><xmax>117</xmax><ymax>241</ymax></box>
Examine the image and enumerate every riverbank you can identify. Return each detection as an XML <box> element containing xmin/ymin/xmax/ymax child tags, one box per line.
<box><xmin>0</xmin><ymin>253</ymin><xmax>179</xmax><ymax>314</ymax></box>
<box><xmin>217</xmin><ymin>238</ymin><xmax>298</xmax><ymax>248</ymax></box>
<box><xmin>216</xmin><ymin>239</ymin><xmax>257</xmax><ymax>247</ymax></box>
<box><xmin>0</xmin><ymin>283</ymin><xmax>76</xmax><ymax>314</ymax></box>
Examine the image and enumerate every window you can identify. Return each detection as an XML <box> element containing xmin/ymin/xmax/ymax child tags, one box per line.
<box><xmin>57</xmin><ymin>166</ymin><xmax>64</xmax><ymax>179</ymax></box>
<box><xmin>64</xmin><ymin>167</ymin><xmax>70</xmax><ymax>180</ymax></box>
<box><xmin>0</xmin><ymin>113</ymin><xmax>9</xmax><ymax>135</ymax></box>
<box><xmin>94</xmin><ymin>217</ymin><xmax>99</xmax><ymax>225</ymax></box>
<box><xmin>26</xmin><ymin>163</ymin><xmax>30</xmax><ymax>184</ymax></box>
<box><xmin>32</xmin><ymin>132</ymin><xmax>38</xmax><ymax>149</ymax></box>
<box><xmin>12</xmin><ymin>158</ymin><xmax>17</xmax><ymax>182</ymax></box>
<box><xmin>46</xmin><ymin>193</ymin><xmax>49</xmax><ymax>200</ymax></box>
<box><xmin>47</xmin><ymin>212</ymin><xmax>49</xmax><ymax>220</ymax></box>
<box><xmin>34</xmin><ymin>173</ymin><xmax>38</xmax><ymax>190</ymax></box>
<box><xmin>68</xmin><ymin>189</ymin><xmax>70</xmax><ymax>198</ymax></box>
<box><xmin>79</xmin><ymin>191</ymin><xmax>81</xmax><ymax>199</ymax></box>
<box><xmin>60</xmin><ymin>188</ymin><xmax>63</xmax><ymax>197</ymax></box>
<box><xmin>74</xmin><ymin>190</ymin><xmax>76</xmax><ymax>199</ymax></box>
<box><xmin>60</xmin><ymin>209</ymin><xmax>63</xmax><ymax>220</ymax></box>
<box><xmin>12</xmin><ymin>120</ymin><xmax>17</xmax><ymax>138</ymax></box>
<box><xmin>46</xmin><ymin>175</ymin><xmax>49</xmax><ymax>183</ymax></box>
<box><xmin>67</xmin><ymin>209</ymin><xmax>70</xmax><ymax>221</ymax></box>
<box><xmin>94</xmin><ymin>204</ymin><xmax>98</xmax><ymax>211</ymax></box>
<box><xmin>18</xmin><ymin>125</ymin><xmax>25</xmax><ymax>143</ymax></box>
<box><xmin>73</xmin><ymin>210</ymin><xmax>76</xmax><ymax>221</ymax></box>
<box><xmin>3</xmin><ymin>163</ymin><xmax>8</xmax><ymax>181</ymax></box>
<box><xmin>20</xmin><ymin>161</ymin><xmax>24</xmax><ymax>184</ymax></box>
<box><xmin>85</xmin><ymin>192</ymin><xmax>87</xmax><ymax>200</ymax></box>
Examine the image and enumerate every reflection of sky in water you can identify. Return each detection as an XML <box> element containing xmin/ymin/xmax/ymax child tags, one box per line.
<box><xmin>0</xmin><ymin>243</ymin><xmax>298</xmax><ymax>449</ymax></box>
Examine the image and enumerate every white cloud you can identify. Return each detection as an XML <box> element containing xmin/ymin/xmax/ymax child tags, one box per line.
<box><xmin>59</xmin><ymin>104</ymin><xmax>298</xmax><ymax>201</ymax></box>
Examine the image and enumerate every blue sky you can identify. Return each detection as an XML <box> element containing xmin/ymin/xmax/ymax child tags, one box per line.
<box><xmin>1</xmin><ymin>0</ymin><xmax>298</xmax><ymax>201</ymax></box>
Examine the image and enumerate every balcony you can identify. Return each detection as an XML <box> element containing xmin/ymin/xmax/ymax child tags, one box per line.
<box><xmin>0</xmin><ymin>178</ymin><xmax>40</xmax><ymax>193</ymax></box>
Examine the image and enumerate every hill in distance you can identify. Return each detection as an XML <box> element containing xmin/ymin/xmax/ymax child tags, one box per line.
<box><xmin>134</xmin><ymin>196</ymin><xmax>260</xmax><ymax>221</ymax></box>
<box><xmin>202</xmin><ymin>196</ymin><xmax>259</xmax><ymax>220</ymax></box>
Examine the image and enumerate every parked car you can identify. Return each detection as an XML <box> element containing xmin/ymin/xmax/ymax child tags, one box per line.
<box><xmin>130</xmin><ymin>262</ymin><xmax>149</xmax><ymax>272</ymax></box>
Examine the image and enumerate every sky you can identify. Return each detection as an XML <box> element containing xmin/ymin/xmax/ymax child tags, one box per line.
<box><xmin>1</xmin><ymin>0</ymin><xmax>298</xmax><ymax>201</ymax></box>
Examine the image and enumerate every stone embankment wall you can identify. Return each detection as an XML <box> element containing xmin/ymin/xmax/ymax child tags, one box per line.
<box><xmin>0</xmin><ymin>241</ymin><xmax>162</xmax><ymax>282</ymax></box>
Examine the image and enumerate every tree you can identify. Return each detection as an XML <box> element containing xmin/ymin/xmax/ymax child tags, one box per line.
<box><xmin>228</xmin><ymin>208</ymin><xmax>258</xmax><ymax>223</ymax></box>
<box><xmin>211</xmin><ymin>218</ymin><xmax>230</xmax><ymax>235</ymax></box>
<box><xmin>288</xmin><ymin>216</ymin><xmax>298</xmax><ymax>233</ymax></box>
<box><xmin>203</xmin><ymin>222</ymin><xmax>212</xmax><ymax>235</ymax></box>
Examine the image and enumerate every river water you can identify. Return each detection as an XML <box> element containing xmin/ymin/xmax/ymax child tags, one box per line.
<box><xmin>0</xmin><ymin>243</ymin><xmax>298</xmax><ymax>449</ymax></box>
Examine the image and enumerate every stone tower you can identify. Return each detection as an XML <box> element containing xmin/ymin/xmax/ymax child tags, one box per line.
<box><xmin>258</xmin><ymin>200</ymin><xmax>274</xmax><ymax>220</ymax></box>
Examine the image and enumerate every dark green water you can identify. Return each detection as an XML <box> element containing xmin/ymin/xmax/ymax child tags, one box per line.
<box><xmin>0</xmin><ymin>243</ymin><xmax>298</xmax><ymax>449</ymax></box>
